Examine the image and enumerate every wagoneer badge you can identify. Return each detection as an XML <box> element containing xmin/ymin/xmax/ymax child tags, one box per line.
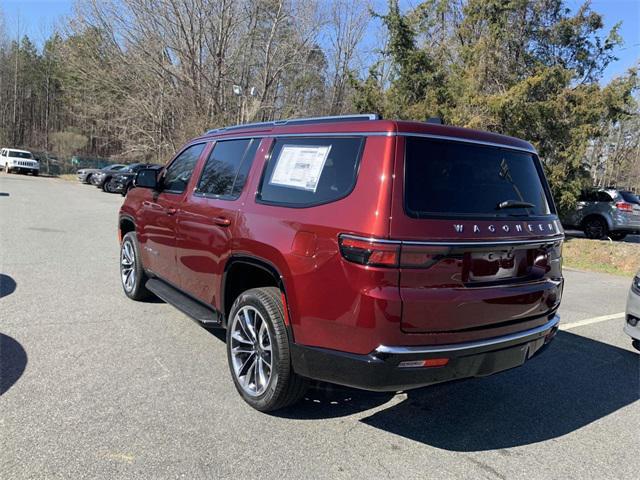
<box><xmin>453</xmin><ymin>222</ymin><xmax>559</xmax><ymax>234</ymax></box>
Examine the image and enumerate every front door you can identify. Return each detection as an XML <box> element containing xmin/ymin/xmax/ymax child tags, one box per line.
<box><xmin>138</xmin><ymin>143</ymin><xmax>207</xmax><ymax>286</ymax></box>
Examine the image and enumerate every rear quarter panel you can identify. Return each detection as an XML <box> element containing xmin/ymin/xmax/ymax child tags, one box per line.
<box><xmin>231</xmin><ymin>135</ymin><xmax>400</xmax><ymax>353</ymax></box>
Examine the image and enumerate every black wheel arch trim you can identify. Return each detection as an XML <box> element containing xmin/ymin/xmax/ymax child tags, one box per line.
<box><xmin>222</xmin><ymin>254</ymin><xmax>295</xmax><ymax>341</ymax></box>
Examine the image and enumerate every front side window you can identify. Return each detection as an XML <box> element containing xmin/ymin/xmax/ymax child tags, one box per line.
<box><xmin>163</xmin><ymin>143</ymin><xmax>206</xmax><ymax>193</ymax></box>
<box><xmin>404</xmin><ymin>137</ymin><xmax>552</xmax><ymax>218</ymax></box>
<box><xmin>258</xmin><ymin>137</ymin><xmax>363</xmax><ymax>207</ymax></box>
<box><xmin>196</xmin><ymin>138</ymin><xmax>259</xmax><ymax>199</ymax></box>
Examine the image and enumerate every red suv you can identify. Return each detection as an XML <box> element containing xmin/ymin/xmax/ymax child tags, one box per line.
<box><xmin>119</xmin><ymin>115</ymin><xmax>563</xmax><ymax>411</ymax></box>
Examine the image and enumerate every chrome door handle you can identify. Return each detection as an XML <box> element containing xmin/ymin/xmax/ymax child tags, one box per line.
<box><xmin>213</xmin><ymin>216</ymin><xmax>231</xmax><ymax>227</ymax></box>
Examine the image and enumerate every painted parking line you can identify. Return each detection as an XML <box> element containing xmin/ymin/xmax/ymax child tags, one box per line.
<box><xmin>560</xmin><ymin>312</ymin><xmax>626</xmax><ymax>331</ymax></box>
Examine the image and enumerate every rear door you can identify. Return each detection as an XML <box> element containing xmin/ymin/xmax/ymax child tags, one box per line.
<box><xmin>137</xmin><ymin>143</ymin><xmax>207</xmax><ymax>286</ymax></box>
<box><xmin>391</xmin><ymin>136</ymin><xmax>563</xmax><ymax>338</ymax></box>
<box><xmin>176</xmin><ymin>138</ymin><xmax>260</xmax><ymax>305</ymax></box>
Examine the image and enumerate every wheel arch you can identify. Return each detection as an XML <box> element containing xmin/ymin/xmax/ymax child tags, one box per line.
<box><xmin>580</xmin><ymin>213</ymin><xmax>612</xmax><ymax>231</ymax></box>
<box><xmin>118</xmin><ymin>215</ymin><xmax>136</xmax><ymax>243</ymax></box>
<box><xmin>221</xmin><ymin>255</ymin><xmax>294</xmax><ymax>334</ymax></box>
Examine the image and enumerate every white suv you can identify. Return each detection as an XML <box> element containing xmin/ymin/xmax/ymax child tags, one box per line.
<box><xmin>1</xmin><ymin>148</ymin><xmax>39</xmax><ymax>175</ymax></box>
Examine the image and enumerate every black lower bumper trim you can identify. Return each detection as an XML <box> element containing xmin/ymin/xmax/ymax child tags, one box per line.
<box><xmin>291</xmin><ymin>318</ymin><xmax>558</xmax><ymax>392</ymax></box>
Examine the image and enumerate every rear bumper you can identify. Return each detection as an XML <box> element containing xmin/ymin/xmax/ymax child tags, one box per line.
<box><xmin>291</xmin><ymin>315</ymin><xmax>560</xmax><ymax>392</ymax></box>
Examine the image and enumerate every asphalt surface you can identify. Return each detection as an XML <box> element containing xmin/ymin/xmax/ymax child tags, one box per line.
<box><xmin>1</xmin><ymin>174</ymin><xmax>639</xmax><ymax>479</ymax></box>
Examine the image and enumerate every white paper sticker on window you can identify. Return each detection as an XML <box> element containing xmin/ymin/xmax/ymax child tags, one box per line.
<box><xmin>269</xmin><ymin>144</ymin><xmax>332</xmax><ymax>192</ymax></box>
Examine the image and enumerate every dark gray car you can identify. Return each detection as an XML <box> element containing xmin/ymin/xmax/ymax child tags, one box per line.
<box><xmin>562</xmin><ymin>188</ymin><xmax>640</xmax><ymax>240</ymax></box>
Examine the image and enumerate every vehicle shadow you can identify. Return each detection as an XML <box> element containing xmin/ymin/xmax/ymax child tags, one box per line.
<box><xmin>0</xmin><ymin>192</ymin><xmax>9</xmax><ymax>196</ymax></box>
<box><xmin>275</xmin><ymin>332</ymin><xmax>639</xmax><ymax>449</ymax></box>
<box><xmin>0</xmin><ymin>334</ymin><xmax>28</xmax><ymax>395</ymax></box>
<box><xmin>359</xmin><ymin>331</ymin><xmax>639</xmax><ymax>451</ymax></box>
<box><xmin>0</xmin><ymin>274</ymin><xmax>17</xmax><ymax>298</ymax></box>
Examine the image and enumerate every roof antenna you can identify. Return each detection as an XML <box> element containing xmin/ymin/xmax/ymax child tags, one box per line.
<box><xmin>426</xmin><ymin>117</ymin><xmax>443</xmax><ymax>125</ymax></box>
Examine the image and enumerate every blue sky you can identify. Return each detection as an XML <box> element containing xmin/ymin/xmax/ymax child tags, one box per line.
<box><xmin>2</xmin><ymin>0</ymin><xmax>638</xmax><ymax>84</ymax></box>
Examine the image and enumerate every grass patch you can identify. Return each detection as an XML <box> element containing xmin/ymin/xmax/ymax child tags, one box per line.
<box><xmin>563</xmin><ymin>237</ymin><xmax>640</xmax><ymax>277</ymax></box>
<box><xmin>58</xmin><ymin>174</ymin><xmax>77</xmax><ymax>182</ymax></box>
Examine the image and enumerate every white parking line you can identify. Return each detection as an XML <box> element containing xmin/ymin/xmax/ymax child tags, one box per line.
<box><xmin>560</xmin><ymin>312</ymin><xmax>626</xmax><ymax>331</ymax></box>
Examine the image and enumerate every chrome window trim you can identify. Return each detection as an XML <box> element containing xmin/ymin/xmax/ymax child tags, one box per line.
<box><xmin>375</xmin><ymin>315</ymin><xmax>560</xmax><ymax>355</ymax></box>
<box><xmin>339</xmin><ymin>233</ymin><xmax>565</xmax><ymax>247</ymax></box>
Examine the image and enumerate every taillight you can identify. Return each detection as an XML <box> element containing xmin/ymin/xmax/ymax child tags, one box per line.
<box><xmin>339</xmin><ymin>236</ymin><xmax>399</xmax><ymax>267</ymax></box>
<box><xmin>616</xmin><ymin>202</ymin><xmax>634</xmax><ymax>212</ymax></box>
<box><xmin>399</xmin><ymin>244</ymin><xmax>449</xmax><ymax>268</ymax></box>
<box><xmin>339</xmin><ymin>235</ymin><xmax>448</xmax><ymax>268</ymax></box>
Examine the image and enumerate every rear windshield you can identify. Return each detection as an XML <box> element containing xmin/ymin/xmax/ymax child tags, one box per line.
<box><xmin>9</xmin><ymin>150</ymin><xmax>33</xmax><ymax>159</ymax></box>
<box><xmin>404</xmin><ymin>137</ymin><xmax>552</xmax><ymax>218</ymax></box>
<box><xmin>620</xmin><ymin>191</ymin><xmax>640</xmax><ymax>204</ymax></box>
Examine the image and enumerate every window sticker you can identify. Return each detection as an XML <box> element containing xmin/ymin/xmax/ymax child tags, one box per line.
<box><xmin>269</xmin><ymin>144</ymin><xmax>332</xmax><ymax>192</ymax></box>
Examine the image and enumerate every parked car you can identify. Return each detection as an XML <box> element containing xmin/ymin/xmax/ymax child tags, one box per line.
<box><xmin>104</xmin><ymin>163</ymin><xmax>159</xmax><ymax>195</ymax></box>
<box><xmin>561</xmin><ymin>188</ymin><xmax>640</xmax><ymax>240</ymax></box>
<box><xmin>91</xmin><ymin>164</ymin><xmax>127</xmax><ymax>189</ymax></box>
<box><xmin>625</xmin><ymin>271</ymin><xmax>640</xmax><ymax>351</ymax></box>
<box><xmin>77</xmin><ymin>168</ymin><xmax>102</xmax><ymax>184</ymax></box>
<box><xmin>1</xmin><ymin>148</ymin><xmax>39</xmax><ymax>175</ymax></box>
<box><xmin>118</xmin><ymin>114</ymin><xmax>564</xmax><ymax>411</ymax></box>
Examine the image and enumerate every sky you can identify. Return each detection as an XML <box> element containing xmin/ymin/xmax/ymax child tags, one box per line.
<box><xmin>1</xmin><ymin>0</ymin><xmax>638</xmax><ymax>84</ymax></box>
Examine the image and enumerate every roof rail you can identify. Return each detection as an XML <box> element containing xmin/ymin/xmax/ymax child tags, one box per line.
<box><xmin>204</xmin><ymin>114</ymin><xmax>380</xmax><ymax>135</ymax></box>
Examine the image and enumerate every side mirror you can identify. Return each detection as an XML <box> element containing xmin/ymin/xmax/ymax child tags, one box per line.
<box><xmin>134</xmin><ymin>168</ymin><xmax>160</xmax><ymax>189</ymax></box>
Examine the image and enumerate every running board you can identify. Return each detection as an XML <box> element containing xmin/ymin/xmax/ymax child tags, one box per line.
<box><xmin>146</xmin><ymin>278</ymin><xmax>221</xmax><ymax>326</ymax></box>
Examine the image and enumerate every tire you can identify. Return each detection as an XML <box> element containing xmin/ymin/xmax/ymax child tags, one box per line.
<box><xmin>32</xmin><ymin>171</ymin><xmax>39</xmax><ymax>177</ymax></box>
<box><xmin>632</xmin><ymin>339</ymin><xmax>640</xmax><ymax>352</ymax></box>
<box><xmin>583</xmin><ymin>216</ymin><xmax>608</xmax><ymax>239</ymax></box>
<box><xmin>609</xmin><ymin>232</ymin><xmax>627</xmax><ymax>241</ymax></box>
<box><xmin>122</xmin><ymin>184</ymin><xmax>131</xmax><ymax>197</ymax></box>
<box><xmin>84</xmin><ymin>174</ymin><xmax>92</xmax><ymax>184</ymax></box>
<box><xmin>226</xmin><ymin>287</ymin><xmax>307</xmax><ymax>412</ymax></box>
<box><xmin>104</xmin><ymin>179</ymin><xmax>114</xmax><ymax>193</ymax></box>
<box><xmin>120</xmin><ymin>231</ymin><xmax>151</xmax><ymax>301</ymax></box>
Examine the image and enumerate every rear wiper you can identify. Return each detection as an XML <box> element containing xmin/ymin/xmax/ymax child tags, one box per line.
<box><xmin>497</xmin><ymin>200</ymin><xmax>535</xmax><ymax>210</ymax></box>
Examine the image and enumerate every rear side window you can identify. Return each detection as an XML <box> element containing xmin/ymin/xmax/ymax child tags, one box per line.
<box><xmin>258</xmin><ymin>137</ymin><xmax>363</xmax><ymax>207</ymax></box>
<box><xmin>404</xmin><ymin>137</ymin><xmax>552</xmax><ymax>218</ymax></box>
<box><xmin>163</xmin><ymin>143</ymin><xmax>205</xmax><ymax>193</ymax></box>
<box><xmin>196</xmin><ymin>138</ymin><xmax>259</xmax><ymax>199</ymax></box>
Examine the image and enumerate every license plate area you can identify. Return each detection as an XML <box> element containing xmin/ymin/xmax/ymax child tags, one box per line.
<box><xmin>462</xmin><ymin>246</ymin><xmax>548</xmax><ymax>285</ymax></box>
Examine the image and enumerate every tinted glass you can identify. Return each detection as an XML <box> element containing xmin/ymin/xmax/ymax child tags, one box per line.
<box><xmin>404</xmin><ymin>138</ymin><xmax>551</xmax><ymax>218</ymax></box>
<box><xmin>258</xmin><ymin>137</ymin><xmax>363</xmax><ymax>207</ymax></box>
<box><xmin>232</xmin><ymin>140</ymin><xmax>260</xmax><ymax>197</ymax></box>
<box><xmin>9</xmin><ymin>150</ymin><xmax>33</xmax><ymax>159</ymax></box>
<box><xmin>620</xmin><ymin>191</ymin><xmax>639</xmax><ymax>204</ymax></box>
<box><xmin>163</xmin><ymin>143</ymin><xmax>205</xmax><ymax>193</ymax></box>
<box><xmin>197</xmin><ymin>139</ymin><xmax>257</xmax><ymax>198</ymax></box>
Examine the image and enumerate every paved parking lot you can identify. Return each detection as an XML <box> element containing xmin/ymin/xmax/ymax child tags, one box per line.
<box><xmin>1</xmin><ymin>174</ymin><xmax>639</xmax><ymax>479</ymax></box>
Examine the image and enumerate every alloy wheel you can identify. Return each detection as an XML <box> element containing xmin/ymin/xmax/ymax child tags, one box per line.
<box><xmin>120</xmin><ymin>240</ymin><xmax>136</xmax><ymax>292</ymax></box>
<box><xmin>230</xmin><ymin>306</ymin><xmax>273</xmax><ymax>397</ymax></box>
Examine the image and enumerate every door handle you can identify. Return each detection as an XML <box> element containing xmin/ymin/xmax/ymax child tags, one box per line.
<box><xmin>213</xmin><ymin>216</ymin><xmax>231</xmax><ymax>227</ymax></box>
<box><xmin>165</xmin><ymin>208</ymin><xmax>177</xmax><ymax>215</ymax></box>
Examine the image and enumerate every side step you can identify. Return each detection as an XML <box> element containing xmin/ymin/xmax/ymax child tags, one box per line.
<box><xmin>146</xmin><ymin>278</ymin><xmax>221</xmax><ymax>327</ymax></box>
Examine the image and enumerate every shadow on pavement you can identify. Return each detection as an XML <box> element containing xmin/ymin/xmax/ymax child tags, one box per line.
<box><xmin>360</xmin><ymin>331</ymin><xmax>639</xmax><ymax>451</ymax></box>
<box><xmin>274</xmin><ymin>332</ymin><xmax>638</xmax><ymax>449</ymax></box>
<box><xmin>0</xmin><ymin>192</ymin><xmax>9</xmax><ymax>196</ymax></box>
<box><xmin>0</xmin><ymin>274</ymin><xmax>17</xmax><ymax>298</ymax></box>
<box><xmin>0</xmin><ymin>334</ymin><xmax>28</xmax><ymax>395</ymax></box>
